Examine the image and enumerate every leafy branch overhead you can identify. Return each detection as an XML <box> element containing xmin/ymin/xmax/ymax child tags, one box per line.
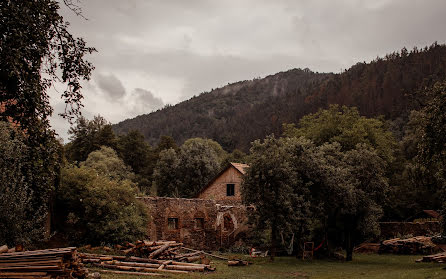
<box><xmin>0</xmin><ymin>0</ymin><xmax>96</xmax><ymax>129</ymax></box>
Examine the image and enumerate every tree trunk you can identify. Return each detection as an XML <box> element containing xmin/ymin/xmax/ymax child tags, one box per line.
<box><xmin>345</xmin><ymin>227</ymin><xmax>353</xmax><ymax>261</ymax></box>
<box><xmin>270</xmin><ymin>224</ymin><xmax>277</xmax><ymax>261</ymax></box>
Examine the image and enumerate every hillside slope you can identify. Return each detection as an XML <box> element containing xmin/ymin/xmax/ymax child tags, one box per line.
<box><xmin>113</xmin><ymin>43</ymin><xmax>446</xmax><ymax>151</ymax></box>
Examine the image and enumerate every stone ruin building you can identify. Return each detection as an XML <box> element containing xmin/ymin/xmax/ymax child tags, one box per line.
<box><xmin>141</xmin><ymin>163</ymin><xmax>250</xmax><ymax>250</ymax></box>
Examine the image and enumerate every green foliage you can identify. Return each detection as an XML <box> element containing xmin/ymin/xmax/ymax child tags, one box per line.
<box><xmin>156</xmin><ymin>135</ymin><xmax>178</xmax><ymax>152</ymax></box>
<box><xmin>82</xmin><ymin>146</ymin><xmax>135</xmax><ymax>182</ymax></box>
<box><xmin>56</xmin><ymin>165</ymin><xmax>148</xmax><ymax>245</ymax></box>
<box><xmin>412</xmin><ymin>81</ymin><xmax>446</xmax><ymax>231</ymax></box>
<box><xmin>66</xmin><ymin>115</ymin><xmax>117</xmax><ymax>162</ymax></box>
<box><xmin>242</xmin><ymin>136</ymin><xmax>313</xmax><ymax>257</ymax></box>
<box><xmin>0</xmin><ymin>122</ymin><xmax>46</xmax><ymax>246</ymax></box>
<box><xmin>0</xmin><ymin>0</ymin><xmax>95</xmax><ymax>128</ymax></box>
<box><xmin>222</xmin><ymin>149</ymin><xmax>247</xmax><ymax>166</ymax></box>
<box><xmin>117</xmin><ymin>130</ymin><xmax>155</xmax><ymax>175</ymax></box>
<box><xmin>117</xmin><ymin>130</ymin><xmax>157</xmax><ymax>193</ymax></box>
<box><xmin>0</xmin><ymin>0</ymin><xmax>94</xmax><ymax>247</ymax></box>
<box><xmin>153</xmin><ymin>138</ymin><xmax>225</xmax><ymax>197</ymax></box>
<box><xmin>283</xmin><ymin>105</ymin><xmax>397</xmax><ymax>163</ymax></box>
<box><xmin>243</xmin><ymin>133</ymin><xmax>388</xmax><ymax>260</ymax></box>
<box><xmin>153</xmin><ymin>148</ymin><xmax>181</xmax><ymax>197</ymax></box>
<box><xmin>418</xmin><ymin>81</ymin><xmax>446</xmax><ymax>166</ymax></box>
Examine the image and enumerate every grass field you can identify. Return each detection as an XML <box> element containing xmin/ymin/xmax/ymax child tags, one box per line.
<box><xmin>91</xmin><ymin>254</ymin><xmax>446</xmax><ymax>279</ymax></box>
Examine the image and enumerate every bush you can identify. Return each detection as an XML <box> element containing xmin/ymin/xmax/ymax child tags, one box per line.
<box><xmin>56</xmin><ymin>165</ymin><xmax>148</xmax><ymax>245</ymax></box>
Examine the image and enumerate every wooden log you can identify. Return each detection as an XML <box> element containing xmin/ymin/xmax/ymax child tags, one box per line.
<box><xmin>102</xmin><ymin>261</ymin><xmax>160</xmax><ymax>269</ymax></box>
<box><xmin>228</xmin><ymin>260</ymin><xmax>250</xmax><ymax>266</ymax></box>
<box><xmin>186</xmin><ymin>255</ymin><xmax>202</xmax><ymax>263</ymax></box>
<box><xmin>99</xmin><ymin>269</ymin><xmax>164</xmax><ymax>277</ymax></box>
<box><xmin>181</xmin><ymin>247</ymin><xmax>228</xmax><ymax>261</ymax></box>
<box><xmin>0</xmin><ymin>272</ymin><xmax>48</xmax><ymax>276</ymax></box>
<box><xmin>149</xmin><ymin>244</ymin><xmax>171</xmax><ymax>259</ymax></box>
<box><xmin>93</xmin><ymin>263</ymin><xmax>188</xmax><ymax>274</ymax></box>
<box><xmin>14</xmin><ymin>245</ymin><xmax>24</xmax><ymax>253</ymax></box>
<box><xmin>165</xmin><ymin>265</ymin><xmax>204</xmax><ymax>272</ymax></box>
<box><xmin>158</xmin><ymin>260</ymin><xmax>172</xmax><ymax>270</ymax></box>
<box><xmin>0</xmin><ymin>246</ymin><xmax>8</xmax><ymax>254</ymax></box>
<box><xmin>123</xmin><ymin>248</ymin><xmax>133</xmax><ymax>255</ymax></box>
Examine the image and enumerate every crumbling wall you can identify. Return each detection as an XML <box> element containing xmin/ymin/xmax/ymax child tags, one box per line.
<box><xmin>379</xmin><ymin>221</ymin><xmax>441</xmax><ymax>239</ymax></box>
<box><xmin>139</xmin><ymin>197</ymin><xmax>248</xmax><ymax>250</ymax></box>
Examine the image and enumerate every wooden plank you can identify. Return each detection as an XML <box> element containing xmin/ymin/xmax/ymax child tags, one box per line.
<box><xmin>181</xmin><ymin>247</ymin><xmax>228</xmax><ymax>261</ymax></box>
<box><xmin>93</xmin><ymin>263</ymin><xmax>188</xmax><ymax>274</ymax></box>
<box><xmin>99</xmin><ymin>269</ymin><xmax>164</xmax><ymax>277</ymax></box>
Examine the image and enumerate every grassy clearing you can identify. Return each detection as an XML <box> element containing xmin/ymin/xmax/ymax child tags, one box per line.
<box><xmin>91</xmin><ymin>253</ymin><xmax>446</xmax><ymax>279</ymax></box>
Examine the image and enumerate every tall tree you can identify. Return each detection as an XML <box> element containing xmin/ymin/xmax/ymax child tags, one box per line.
<box><xmin>1</xmin><ymin>0</ymin><xmax>95</xmax><ymax>243</ymax></box>
<box><xmin>117</xmin><ymin>130</ymin><xmax>156</xmax><ymax>192</ymax></box>
<box><xmin>242</xmin><ymin>135</ymin><xmax>313</xmax><ymax>260</ymax></box>
<box><xmin>66</xmin><ymin>115</ymin><xmax>117</xmax><ymax>162</ymax></box>
<box><xmin>1</xmin><ymin>0</ymin><xmax>95</xmax><ymax>128</ymax></box>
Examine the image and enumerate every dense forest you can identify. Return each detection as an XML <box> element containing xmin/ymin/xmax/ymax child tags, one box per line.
<box><xmin>113</xmin><ymin>43</ymin><xmax>446</xmax><ymax>151</ymax></box>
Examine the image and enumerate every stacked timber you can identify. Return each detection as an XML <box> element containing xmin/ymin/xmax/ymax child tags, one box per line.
<box><xmin>379</xmin><ymin>236</ymin><xmax>437</xmax><ymax>255</ymax></box>
<box><xmin>80</xmin><ymin>253</ymin><xmax>215</xmax><ymax>276</ymax></box>
<box><xmin>0</xmin><ymin>247</ymin><xmax>87</xmax><ymax>278</ymax></box>
<box><xmin>116</xmin><ymin>240</ymin><xmax>184</xmax><ymax>259</ymax></box>
<box><xmin>416</xmin><ymin>252</ymin><xmax>446</xmax><ymax>263</ymax></box>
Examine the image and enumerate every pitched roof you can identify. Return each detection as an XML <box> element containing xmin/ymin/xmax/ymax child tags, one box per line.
<box><xmin>196</xmin><ymin>162</ymin><xmax>250</xmax><ymax>197</ymax></box>
<box><xmin>230</xmin><ymin>162</ymin><xmax>249</xmax><ymax>175</ymax></box>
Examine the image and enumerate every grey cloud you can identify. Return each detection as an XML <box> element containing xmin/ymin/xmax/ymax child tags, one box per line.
<box><xmin>131</xmin><ymin>88</ymin><xmax>164</xmax><ymax>113</ymax></box>
<box><xmin>95</xmin><ymin>73</ymin><xmax>126</xmax><ymax>99</ymax></box>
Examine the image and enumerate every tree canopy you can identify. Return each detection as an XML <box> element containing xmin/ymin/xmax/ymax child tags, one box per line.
<box><xmin>153</xmin><ymin>138</ymin><xmax>225</xmax><ymax>197</ymax></box>
<box><xmin>0</xmin><ymin>0</ymin><xmax>95</xmax><ymax>129</ymax></box>
<box><xmin>283</xmin><ymin>105</ymin><xmax>397</xmax><ymax>163</ymax></box>
<box><xmin>66</xmin><ymin>115</ymin><xmax>117</xmax><ymax>162</ymax></box>
<box><xmin>243</xmin><ymin>130</ymin><xmax>389</xmax><ymax>260</ymax></box>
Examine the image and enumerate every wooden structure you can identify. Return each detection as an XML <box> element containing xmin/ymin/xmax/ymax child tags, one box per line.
<box><xmin>197</xmin><ymin>162</ymin><xmax>249</xmax><ymax>201</ymax></box>
<box><xmin>302</xmin><ymin>242</ymin><xmax>314</xmax><ymax>260</ymax></box>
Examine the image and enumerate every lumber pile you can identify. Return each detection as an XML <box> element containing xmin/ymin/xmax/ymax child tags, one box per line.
<box><xmin>80</xmin><ymin>253</ymin><xmax>215</xmax><ymax>275</ymax></box>
<box><xmin>80</xmin><ymin>240</ymin><xmax>217</xmax><ymax>275</ymax></box>
<box><xmin>416</xmin><ymin>251</ymin><xmax>446</xmax><ymax>263</ymax></box>
<box><xmin>115</xmin><ymin>240</ymin><xmax>185</xmax><ymax>259</ymax></box>
<box><xmin>0</xmin><ymin>247</ymin><xmax>87</xmax><ymax>278</ymax></box>
<box><xmin>379</xmin><ymin>236</ymin><xmax>437</xmax><ymax>255</ymax></box>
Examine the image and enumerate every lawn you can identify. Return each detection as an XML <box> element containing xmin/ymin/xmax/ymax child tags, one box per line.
<box><xmin>91</xmin><ymin>254</ymin><xmax>446</xmax><ymax>279</ymax></box>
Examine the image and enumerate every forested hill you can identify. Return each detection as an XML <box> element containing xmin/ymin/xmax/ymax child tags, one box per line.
<box><xmin>113</xmin><ymin>43</ymin><xmax>446</xmax><ymax>151</ymax></box>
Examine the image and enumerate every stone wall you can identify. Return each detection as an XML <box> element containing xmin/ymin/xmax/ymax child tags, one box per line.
<box><xmin>379</xmin><ymin>221</ymin><xmax>441</xmax><ymax>239</ymax></box>
<box><xmin>139</xmin><ymin>197</ymin><xmax>249</xmax><ymax>250</ymax></box>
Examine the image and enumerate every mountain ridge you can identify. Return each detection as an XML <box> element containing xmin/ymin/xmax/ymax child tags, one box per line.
<box><xmin>113</xmin><ymin>43</ymin><xmax>446</xmax><ymax>151</ymax></box>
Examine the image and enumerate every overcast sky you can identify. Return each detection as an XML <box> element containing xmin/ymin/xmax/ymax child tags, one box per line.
<box><xmin>50</xmin><ymin>0</ymin><xmax>446</xmax><ymax>141</ymax></box>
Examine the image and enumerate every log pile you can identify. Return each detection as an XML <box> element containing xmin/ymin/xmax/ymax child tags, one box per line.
<box><xmin>80</xmin><ymin>240</ymin><xmax>216</xmax><ymax>276</ymax></box>
<box><xmin>416</xmin><ymin>252</ymin><xmax>446</xmax><ymax>263</ymax></box>
<box><xmin>80</xmin><ymin>253</ymin><xmax>215</xmax><ymax>275</ymax></box>
<box><xmin>379</xmin><ymin>236</ymin><xmax>438</xmax><ymax>255</ymax></box>
<box><xmin>0</xmin><ymin>247</ymin><xmax>87</xmax><ymax>278</ymax></box>
<box><xmin>115</xmin><ymin>240</ymin><xmax>184</xmax><ymax>259</ymax></box>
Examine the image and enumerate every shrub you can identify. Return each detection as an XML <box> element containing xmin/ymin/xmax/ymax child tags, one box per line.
<box><xmin>56</xmin><ymin>165</ymin><xmax>148</xmax><ymax>245</ymax></box>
